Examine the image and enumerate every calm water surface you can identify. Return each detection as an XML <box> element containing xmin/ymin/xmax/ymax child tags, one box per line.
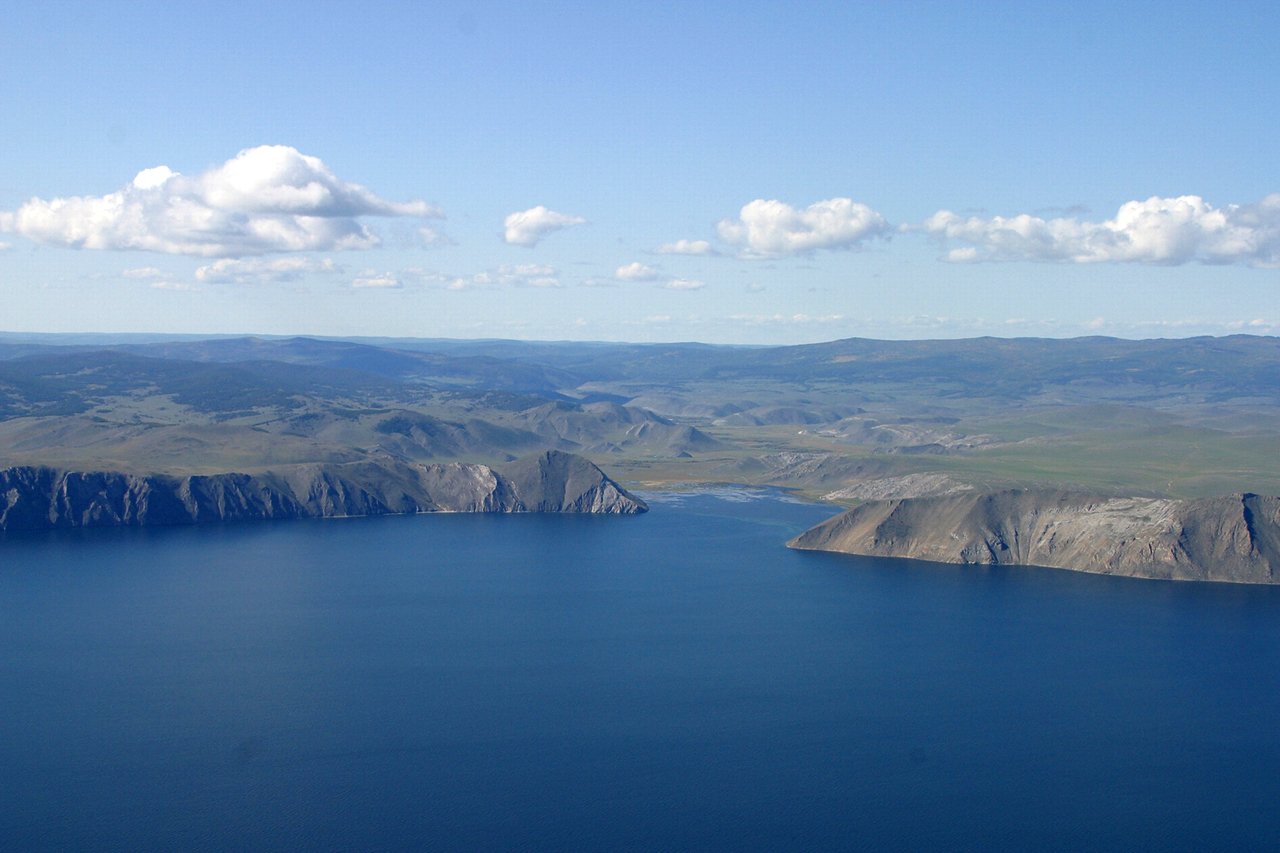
<box><xmin>2</xmin><ymin>489</ymin><xmax>1279</xmax><ymax>850</ymax></box>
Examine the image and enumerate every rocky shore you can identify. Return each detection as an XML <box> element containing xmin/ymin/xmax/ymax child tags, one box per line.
<box><xmin>789</xmin><ymin>489</ymin><xmax>1280</xmax><ymax>584</ymax></box>
<box><xmin>0</xmin><ymin>450</ymin><xmax>646</xmax><ymax>531</ymax></box>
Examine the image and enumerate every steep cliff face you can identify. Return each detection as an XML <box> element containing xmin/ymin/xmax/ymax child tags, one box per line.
<box><xmin>498</xmin><ymin>450</ymin><xmax>644</xmax><ymax>513</ymax></box>
<box><xmin>788</xmin><ymin>490</ymin><xmax>1280</xmax><ymax>584</ymax></box>
<box><xmin>0</xmin><ymin>451</ymin><xmax>646</xmax><ymax>531</ymax></box>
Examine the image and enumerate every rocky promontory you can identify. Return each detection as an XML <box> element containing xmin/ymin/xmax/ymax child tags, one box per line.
<box><xmin>788</xmin><ymin>489</ymin><xmax>1280</xmax><ymax>584</ymax></box>
<box><xmin>0</xmin><ymin>450</ymin><xmax>646</xmax><ymax>531</ymax></box>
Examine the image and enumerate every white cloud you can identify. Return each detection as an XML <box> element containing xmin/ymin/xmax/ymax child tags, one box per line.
<box><xmin>502</xmin><ymin>205</ymin><xmax>586</xmax><ymax>246</ymax></box>
<box><xmin>656</xmin><ymin>239</ymin><xmax>717</xmax><ymax>256</ymax></box>
<box><xmin>121</xmin><ymin>265</ymin><xmax>189</xmax><ymax>290</ymax></box>
<box><xmin>445</xmin><ymin>263</ymin><xmax>562</xmax><ymax>290</ymax></box>
<box><xmin>0</xmin><ymin>145</ymin><xmax>440</xmax><ymax>258</ymax></box>
<box><xmin>729</xmin><ymin>313</ymin><xmax>846</xmax><ymax>326</ymax></box>
<box><xmin>121</xmin><ymin>266</ymin><xmax>166</xmax><ymax>280</ymax></box>
<box><xmin>352</xmin><ymin>272</ymin><xmax>403</xmax><ymax>289</ymax></box>
<box><xmin>0</xmin><ymin>241</ymin><xmax>10</xmax><ymax>251</ymax></box>
<box><xmin>615</xmin><ymin>261</ymin><xmax>660</xmax><ymax>281</ymax></box>
<box><xmin>1223</xmin><ymin>318</ymin><xmax>1278</xmax><ymax>333</ymax></box>
<box><xmin>923</xmin><ymin>194</ymin><xmax>1280</xmax><ymax>266</ymax></box>
<box><xmin>664</xmin><ymin>277</ymin><xmax>705</xmax><ymax>290</ymax></box>
<box><xmin>716</xmin><ymin>197</ymin><xmax>890</xmax><ymax>257</ymax></box>
<box><xmin>195</xmin><ymin>256</ymin><xmax>341</xmax><ymax>284</ymax></box>
<box><xmin>418</xmin><ymin>225</ymin><xmax>454</xmax><ymax>248</ymax></box>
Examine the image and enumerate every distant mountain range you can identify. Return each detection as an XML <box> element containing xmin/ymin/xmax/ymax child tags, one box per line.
<box><xmin>1</xmin><ymin>332</ymin><xmax>1278</xmax><ymax>573</ymax></box>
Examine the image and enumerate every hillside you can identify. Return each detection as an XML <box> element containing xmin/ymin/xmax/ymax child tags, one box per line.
<box><xmin>0</xmin><ymin>450</ymin><xmax>646</xmax><ymax>531</ymax></box>
<box><xmin>2</xmin><ymin>332</ymin><xmax>1279</xmax><ymax>537</ymax></box>
<box><xmin>789</xmin><ymin>490</ymin><xmax>1280</xmax><ymax>584</ymax></box>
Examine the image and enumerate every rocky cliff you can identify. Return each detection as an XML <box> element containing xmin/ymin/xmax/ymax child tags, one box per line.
<box><xmin>788</xmin><ymin>489</ymin><xmax>1280</xmax><ymax>584</ymax></box>
<box><xmin>0</xmin><ymin>450</ymin><xmax>646</xmax><ymax>531</ymax></box>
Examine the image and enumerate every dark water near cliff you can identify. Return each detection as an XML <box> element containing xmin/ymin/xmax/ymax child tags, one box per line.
<box><xmin>2</xmin><ymin>489</ymin><xmax>1280</xmax><ymax>851</ymax></box>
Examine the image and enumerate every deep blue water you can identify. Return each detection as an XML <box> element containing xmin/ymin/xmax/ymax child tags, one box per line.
<box><xmin>3</xmin><ymin>488</ymin><xmax>1280</xmax><ymax>851</ymax></box>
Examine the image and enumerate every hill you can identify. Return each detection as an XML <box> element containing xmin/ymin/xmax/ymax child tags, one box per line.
<box><xmin>789</xmin><ymin>490</ymin><xmax>1280</xmax><ymax>584</ymax></box>
<box><xmin>2</xmin><ymin>332</ymin><xmax>1279</xmax><ymax>543</ymax></box>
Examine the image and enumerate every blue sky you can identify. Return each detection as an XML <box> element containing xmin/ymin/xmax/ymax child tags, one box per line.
<box><xmin>1</xmin><ymin>1</ymin><xmax>1277</xmax><ymax>344</ymax></box>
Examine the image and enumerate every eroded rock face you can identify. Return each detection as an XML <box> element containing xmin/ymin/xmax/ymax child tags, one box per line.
<box><xmin>498</xmin><ymin>450</ymin><xmax>645</xmax><ymax>513</ymax></box>
<box><xmin>0</xmin><ymin>450</ymin><xmax>646</xmax><ymax>531</ymax></box>
<box><xmin>788</xmin><ymin>489</ymin><xmax>1280</xmax><ymax>584</ymax></box>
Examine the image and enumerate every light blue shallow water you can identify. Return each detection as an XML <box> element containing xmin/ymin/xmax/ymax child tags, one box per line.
<box><xmin>2</xmin><ymin>489</ymin><xmax>1279</xmax><ymax>851</ymax></box>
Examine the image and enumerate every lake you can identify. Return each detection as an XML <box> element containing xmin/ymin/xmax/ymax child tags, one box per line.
<box><xmin>2</xmin><ymin>489</ymin><xmax>1279</xmax><ymax>850</ymax></box>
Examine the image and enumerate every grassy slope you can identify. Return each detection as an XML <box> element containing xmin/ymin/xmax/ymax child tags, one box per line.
<box><xmin>1</xmin><ymin>335</ymin><xmax>1278</xmax><ymax>503</ymax></box>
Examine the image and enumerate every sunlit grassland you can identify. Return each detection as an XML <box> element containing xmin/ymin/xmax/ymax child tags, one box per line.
<box><xmin>929</xmin><ymin>427</ymin><xmax>1280</xmax><ymax>498</ymax></box>
<box><xmin>603</xmin><ymin>413</ymin><xmax>1280</xmax><ymax>502</ymax></box>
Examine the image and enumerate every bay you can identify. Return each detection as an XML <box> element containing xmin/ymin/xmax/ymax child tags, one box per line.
<box><xmin>2</xmin><ymin>489</ymin><xmax>1279</xmax><ymax>851</ymax></box>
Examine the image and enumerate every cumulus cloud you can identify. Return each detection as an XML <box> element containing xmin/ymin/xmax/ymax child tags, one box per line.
<box><xmin>923</xmin><ymin>194</ymin><xmax>1280</xmax><ymax>266</ymax></box>
<box><xmin>503</xmin><ymin>206</ymin><xmax>586</xmax><ymax>247</ymax></box>
<box><xmin>716</xmin><ymin>197</ymin><xmax>890</xmax><ymax>257</ymax></box>
<box><xmin>0</xmin><ymin>145</ymin><xmax>440</xmax><ymax>258</ymax></box>
<box><xmin>195</xmin><ymin>256</ymin><xmax>341</xmax><ymax>284</ymax></box>
<box><xmin>656</xmin><ymin>239</ymin><xmax>717</xmax><ymax>256</ymax></box>
<box><xmin>615</xmin><ymin>261</ymin><xmax>660</xmax><ymax>281</ymax></box>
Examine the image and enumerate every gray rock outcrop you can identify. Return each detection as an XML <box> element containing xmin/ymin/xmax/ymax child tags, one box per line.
<box><xmin>0</xmin><ymin>450</ymin><xmax>645</xmax><ymax>531</ymax></box>
<box><xmin>788</xmin><ymin>489</ymin><xmax>1280</xmax><ymax>584</ymax></box>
